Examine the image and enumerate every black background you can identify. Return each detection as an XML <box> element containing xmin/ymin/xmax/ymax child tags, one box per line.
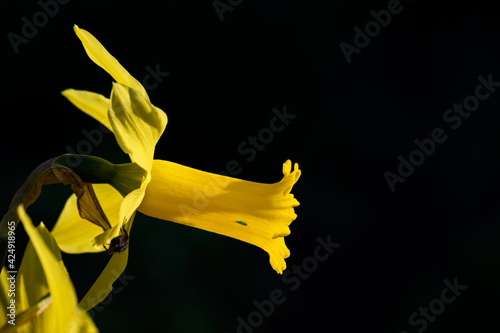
<box><xmin>2</xmin><ymin>0</ymin><xmax>500</xmax><ymax>332</ymax></box>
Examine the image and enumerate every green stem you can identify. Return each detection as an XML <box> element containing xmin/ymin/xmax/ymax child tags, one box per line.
<box><xmin>54</xmin><ymin>155</ymin><xmax>146</xmax><ymax>197</ymax></box>
<box><xmin>1</xmin><ymin>154</ymin><xmax>146</xmax><ymax>273</ymax></box>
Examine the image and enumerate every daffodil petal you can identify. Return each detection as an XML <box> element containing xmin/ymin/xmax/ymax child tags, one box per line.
<box><xmin>17</xmin><ymin>206</ymin><xmax>97</xmax><ymax>332</ymax></box>
<box><xmin>0</xmin><ymin>269</ymin><xmax>9</xmax><ymax>327</ymax></box>
<box><xmin>15</xmin><ymin>237</ymin><xmax>49</xmax><ymax>333</ymax></box>
<box><xmin>92</xmin><ymin>183</ymin><xmax>147</xmax><ymax>247</ymax></box>
<box><xmin>61</xmin><ymin>89</ymin><xmax>112</xmax><ymax>132</ymax></box>
<box><xmin>108</xmin><ymin>82</ymin><xmax>167</xmax><ymax>173</ymax></box>
<box><xmin>138</xmin><ymin>159</ymin><xmax>301</xmax><ymax>274</ymax></box>
<box><xmin>8</xmin><ymin>295</ymin><xmax>52</xmax><ymax>333</ymax></box>
<box><xmin>52</xmin><ymin>184</ymin><xmax>123</xmax><ymax>253</ymax></box>
<box><xmin>73</xmin><ymin>25</ymin><xmax>148</xmax><ymax>100</ymax></box>
<box><xmin>78</xmin><ymin>219</ymin><xmax>133</xmax><ymax>312</ymax></box>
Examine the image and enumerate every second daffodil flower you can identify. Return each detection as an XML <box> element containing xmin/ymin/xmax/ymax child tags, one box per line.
<box><xmin>51</xmin><ymin>25</ymin><xmax>301</xmax><ymax>309</ymax></box>
<box><xmin>0</xmin><ymin>205</ymin><xmax>97</xmax><ymax>333</ymax></box>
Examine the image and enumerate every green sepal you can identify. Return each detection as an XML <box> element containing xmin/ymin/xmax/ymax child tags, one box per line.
<box><xmin>54</xmin><ymin>155</ymin><xmax>146</xmax><ymax>197</ymax></box>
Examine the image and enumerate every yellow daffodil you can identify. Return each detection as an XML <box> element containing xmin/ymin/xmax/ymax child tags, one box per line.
<box><xmin>50</xmin><ymin>25</ymin><xmax>301</xmax><ymax>310</ymax></box>
<box><xmin>0</xmin><ymin>205</ymin><xmax>97</xmax><ymax>333</ymax></box>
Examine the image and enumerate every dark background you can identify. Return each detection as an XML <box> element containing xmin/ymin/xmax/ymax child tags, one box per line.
<box><xmin>2</xmin><ymin>0</ymin><xmax>500</xmax><ymax>332</ymax></box>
